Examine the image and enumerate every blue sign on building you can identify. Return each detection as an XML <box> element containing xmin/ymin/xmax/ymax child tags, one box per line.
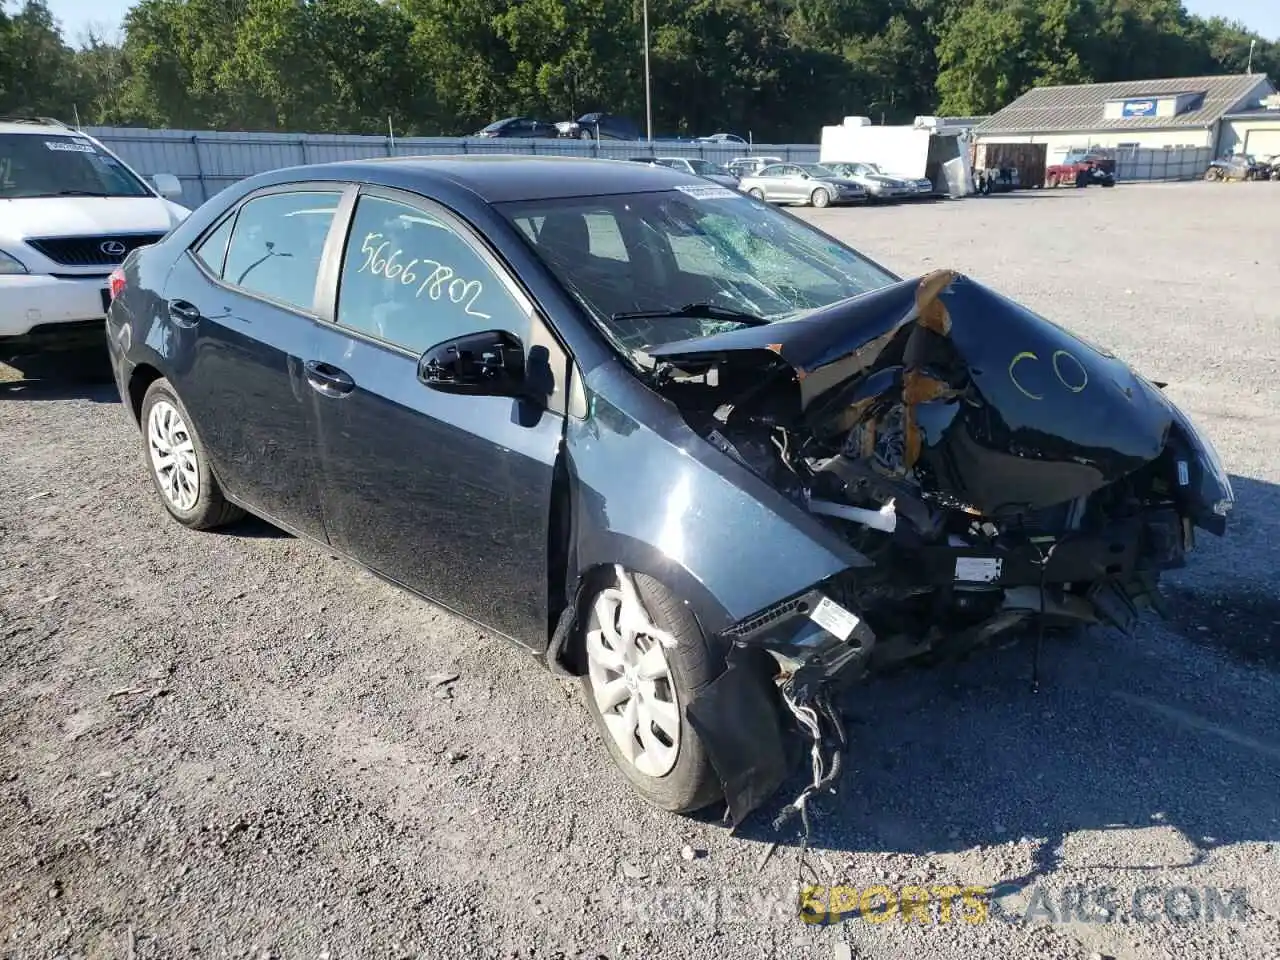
<box><xmin>1121</xmin><ymin>99</ymin><xmax>1158</xmax><ymax>117</ymax></box>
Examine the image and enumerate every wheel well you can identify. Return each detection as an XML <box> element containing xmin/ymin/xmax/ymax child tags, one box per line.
<box><xmin>546</xmin><ymin>452</ymin><xmax>615</xmax><ymax>675</ymax></box>
<box><xmin>126</xmin><ymin>363</ymin><xmax>163</xmax><ymax>424</ymax></box>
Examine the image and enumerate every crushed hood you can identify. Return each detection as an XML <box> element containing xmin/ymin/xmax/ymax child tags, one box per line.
<box><xmin>649</xmin><ymin>270</ymin><xmax>1174</xmax><ymax>517</ymax></box>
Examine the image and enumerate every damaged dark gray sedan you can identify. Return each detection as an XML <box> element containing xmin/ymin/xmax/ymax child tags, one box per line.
<box><xmin>104</xmin><ymin>156</ymin><xmax>1234</xmax><ymax>826</ymax></box>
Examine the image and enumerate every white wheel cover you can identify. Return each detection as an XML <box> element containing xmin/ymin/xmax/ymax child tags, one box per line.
<box><xmin>585</xmin><ymin>572</ymin><xmax>681</xmax><ymax>778</ymax></box>
<box><xmin>147</xmin><ymin>399</ymin><xmax>200</xmax><ymax>511</ymax></box>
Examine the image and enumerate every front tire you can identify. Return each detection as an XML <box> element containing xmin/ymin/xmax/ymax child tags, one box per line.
<box><xmin>810</xmin><ymin>187</ymin><xmax>831</xmax><ymax>208</ymax></box>
<box><xmin>580</xmin><ymin>568</ymin><xmax>724</xmax><ymax>813</ymax></box>
<box><xmin>748</xmin><ymin>187</ymin><xmax>766</xmax><ymax>201</ymax></box>
<box><xmin>140</xmin><ymin>378</ymin><xmax>244</xmax><ymax>530</ymax></box>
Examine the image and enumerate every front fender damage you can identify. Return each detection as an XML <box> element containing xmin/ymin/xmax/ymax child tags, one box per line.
<box><xmin>688</xmin><ymin>581</ymin><xmax>876</xmax><ymax>830</ymax></box>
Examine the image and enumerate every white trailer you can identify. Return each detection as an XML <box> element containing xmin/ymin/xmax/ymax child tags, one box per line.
<box><xmin>819</xmin><ymin>116</ymin><xmax>978</xmax><ymax>198</ymax></box>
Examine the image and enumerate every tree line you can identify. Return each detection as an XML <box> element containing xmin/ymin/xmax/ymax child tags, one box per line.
<box><xmin>1</xmin><ymin>0</ymin><xmax>1276</xmax><ymax>142</ymax></box>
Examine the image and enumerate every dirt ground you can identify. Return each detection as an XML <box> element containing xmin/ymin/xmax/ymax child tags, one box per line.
<box><xmin>2</xmin><ymin>181</ymin><xmax>1278</xmax><ymax>960</ymax></box>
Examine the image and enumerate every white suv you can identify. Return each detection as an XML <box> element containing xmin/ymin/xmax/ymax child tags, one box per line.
<box><xmin>1</xmin><ymin>117</ymin><xmax>190</xmax><ymax>364</ymax></box>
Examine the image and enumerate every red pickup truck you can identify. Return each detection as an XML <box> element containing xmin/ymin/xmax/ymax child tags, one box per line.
<box><xmin>1046</xmin><ymin>150</ymin><xmax>1117</xmax><ymax>188</ymax></box>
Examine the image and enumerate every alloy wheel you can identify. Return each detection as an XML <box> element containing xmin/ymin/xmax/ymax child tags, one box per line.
<box><xmin>585</xmin><ymin>571</ymin><xmax>681</xmax><ymax>778</ymax></box>
<box><xmin>811</xmin><ymin>188</ymin><xmax>831</xmax><ymax>208</ymax></box>
<box><xmin>147</xmin><ymin>399</ymin><xmax>200</xmax><ymax>511</ymax></box>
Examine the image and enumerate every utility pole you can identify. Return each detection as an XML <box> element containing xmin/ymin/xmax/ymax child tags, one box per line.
<box><xmin>643</xmin><ymin>0</ymin><xmax>653</xmax><ymax>141</ymax></box>
<box><xmin>1247</xmin><ymin>38</ymin><xmax>1256</xmax><ymax>74</ymax></box>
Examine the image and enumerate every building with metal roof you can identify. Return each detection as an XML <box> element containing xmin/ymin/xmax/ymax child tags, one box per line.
<box><xmin>1218</xmin><ymin>91</ymin><xmax>1280</xmax><ymax>159</ymax></box>
<box><xmin>972</xmin><ymin>73</ymin><xmax>1276</xmax><ymax>184</ymax></box>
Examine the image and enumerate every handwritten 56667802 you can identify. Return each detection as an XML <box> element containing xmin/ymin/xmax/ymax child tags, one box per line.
<box><xmin>357</xmin><ymin>231</ymin><xmax>491</xmax><ymax>320</ymax></box>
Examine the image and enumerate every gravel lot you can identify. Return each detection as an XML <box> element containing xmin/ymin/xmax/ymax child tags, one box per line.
<box><xmin>2</xmin><ymin>181</ymin><xmax>1278</xmax><ymax>960</ymax></box>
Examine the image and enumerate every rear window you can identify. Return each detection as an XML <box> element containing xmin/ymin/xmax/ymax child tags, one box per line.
<box><xmin>220</xmin><ymin>191</ymin><xmax>341</xmax><ymax>312</ymax></box>
<box><xmin>0</xmin><ymin>133</ymin><xmax>151</xmax><ymax>199</ymax></box>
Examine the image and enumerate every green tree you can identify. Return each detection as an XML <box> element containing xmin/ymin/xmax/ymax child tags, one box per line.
<box><xmin>0</xmin><ymin>0</ymin><xmax>82</xmax><ymax>119</ymax></box>
<box><xmin>227</xmin><ymin>0</ymin><xmax>426</xmax><ymax>133</ymax></box>
<box><xmin>935</xmin><ymin>0</ymin><xmax>1042</xmax><ymax>115</ymax></box>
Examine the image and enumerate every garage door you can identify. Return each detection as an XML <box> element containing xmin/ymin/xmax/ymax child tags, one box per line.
<box><xmin>1244</xmin><ymin>127</ymin><xmax>1280</xmax><ymax>157</ymax></box>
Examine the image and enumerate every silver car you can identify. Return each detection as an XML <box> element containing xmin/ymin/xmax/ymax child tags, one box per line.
<box><xmin>649</xmin><ymin>156</ymin><xmax>741</xmax><ymax>189</ymax></box>
<box><xmin>823</xmin><ymin>162</ymin><xmax>933</xmax><ymax>201</ymax></box>
<box><xmin>738</xmin><ymin>163</ymin><xmax>868</xmax><ymax>208</ymax></box>
<box><xmin>726</xmin><ymin>156</ymin><xmax>784</xmax><ymax>178</ymax></box>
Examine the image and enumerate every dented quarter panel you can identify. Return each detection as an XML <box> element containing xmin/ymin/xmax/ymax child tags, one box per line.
<box><xmin>566</xmin><ymin>359</ymin><xmax>870</xmax><ymax>636</ymax></box>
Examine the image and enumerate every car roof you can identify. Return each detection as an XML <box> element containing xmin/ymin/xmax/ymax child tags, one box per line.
<box><xmin>0</xmin><ymin>118</ymin><xmax>87</xmax><ymax>136</ymax></box>
<box><xmin>255</xmin><ymin>155</ymin><xmax>705</xmax><ymax>203</ymax></box>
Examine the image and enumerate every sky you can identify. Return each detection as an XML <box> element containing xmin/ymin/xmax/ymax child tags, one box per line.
<box><xmin>38</xmin><ymin>0</ymin><xmax>1280</xmax><ymax>46</ymax></box>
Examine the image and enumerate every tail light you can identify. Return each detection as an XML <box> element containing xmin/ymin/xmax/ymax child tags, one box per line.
<box><xmin>108</xmin><ymin>266</ymin><xmax>126</xmax><ymax>301</ymax></box>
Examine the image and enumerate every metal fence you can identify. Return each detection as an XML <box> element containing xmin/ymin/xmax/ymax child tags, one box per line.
<box><xmin>84</xmin><ymin>126</ymin><xmax>821</xmax><ymax>210</ymax></box>
<box><xmin>1110</xmin><ymin>146</ymin><xmax>1213</xmax><ymax>182</ymax></box>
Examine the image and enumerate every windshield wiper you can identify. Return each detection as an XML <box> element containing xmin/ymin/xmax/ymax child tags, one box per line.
<box><xmin>610</xmin><ymin>302</ymin><xmax>770</xmax><ymax>327</ymax></box>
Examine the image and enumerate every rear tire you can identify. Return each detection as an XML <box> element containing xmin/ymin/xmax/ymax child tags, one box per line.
<box><xmin>810</xmin><ymin>187</ymin><xmax>831</xmax><ymax>208</ymax></box>
<box><xmin>140</xmin><ymin>378</ymin><xmax>244</xmax><ymax>531</ymax></box>
<box><xmin>580</xmin><ymin>569</ymin><xmax>725</xmax><ymax>814</ymax></box>
<box><xmin>1046</xmin><ymin>174</ymin><xmax>1058</xmax><ymax>188</ymax></box>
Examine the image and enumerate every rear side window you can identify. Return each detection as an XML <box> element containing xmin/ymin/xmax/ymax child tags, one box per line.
<box><xmin>193</xmin><ymin>214</ymin><xmax>235</xmax><ymax>276</ymax></box>
<box><xmin>221</xmin><ymin>191</ymin><xmax>341</xmax><ymax>312</ymax></box>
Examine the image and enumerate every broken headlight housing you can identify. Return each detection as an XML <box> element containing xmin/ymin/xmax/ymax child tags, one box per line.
<box><xmin>1169</xmin><ymin>402</ymin><xmax>1234</xmax><ymax>534</ymax></box>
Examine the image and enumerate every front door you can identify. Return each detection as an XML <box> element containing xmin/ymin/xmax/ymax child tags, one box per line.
<box><xmin>306</xmin><ymin>189</ymin><xmax>568</xmax><ymax>648</ymax></box>
<box><xmin>161</xmin><ymin>186</ymin><xmax>344</xmax><ymax>540</ymax></box>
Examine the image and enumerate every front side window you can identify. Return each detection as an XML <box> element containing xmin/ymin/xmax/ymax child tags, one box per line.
<box><xmin>499</xmin><ymin>189</ymin><xmax>896</xmax><ymax>353</ymax></box>
<box><xmin>221</xmin><ymin>190</ymin><xmax>341</xmax><ymax>311</ymax></box>
<box><xmin>335</xmin><ymin>194</ymin><xmax>522</xmax><ymax>354</ymax></box>
<box><xmin>0</xmin><ymin>133</ymin><xmax>151</xmax><ymax>199</ymax></box>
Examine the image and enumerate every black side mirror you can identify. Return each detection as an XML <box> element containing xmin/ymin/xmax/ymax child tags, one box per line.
<box><xmin>418</xmin><ymin>330</ymin><xmax>528</xmax><ymax>398</ymax></box>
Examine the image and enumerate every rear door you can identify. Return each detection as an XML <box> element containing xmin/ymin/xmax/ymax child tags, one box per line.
<box><xmin>305</xmin><ymin>187</ymin><xmax>569</xmax><ymax>648</ymax></box>
<box><xmin>773</xmin><ymin>165</ymin><xmax>806</xmax><ymax>201</ymax></box>
<box><xmin>160</xmin><ymin>184</ymin><xmax>346</xmax><ymax>540</ymax></box>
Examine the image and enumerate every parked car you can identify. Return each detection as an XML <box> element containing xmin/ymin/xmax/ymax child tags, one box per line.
<box><xmin>738</xmin><ymin>162</ymin><xmax>867</xmax><ymax>207</ymax></box>
<box><xmin>0</xmin><ymin>116</ymin><xmax>189</xmax><ymax>370</ymax></box>
<box><xmin>974</xmin><ymin>166</ymin><xmax>1022</xmax><ymax>194</ymax></box>
<box><xmin>557</xmin><ymin>113</ymin><xmax>643</xmax><ymax>140</ymax></box>
<box><xmin>473</xmin><ymin>116</ymin><xmax>559</xmax><ymax>139</ymax></box>
<box><xmin>104</xmin><ymin>155</ymin><xmax>1233</xmax><ymax>825</ymax></box>
<box><xmin>725</xmin><ymin>156</ymin><xmax>784</xmax><ymax>178</ymax></box>
<box><xmin>1046</xmin><ymin>150</ymin><xmax>1116</xmax><ymax>187</ymax></box>
<box><xmin>820</xmin><ymin>161</ymin><xmax>927</xmax><ymax>201</ymax></box>
<box><xmin>1204</xmin><ymin>153</ymin><xmax>1271</xmax><ymax>182</ymax></box>
<box><xmin>695</xmin><ymin>133</ymin><xmax>748</xmax><ymax>145</ymax></box>
<box><xmin>633</xmin><ymin>156</ymin><xmax>739</xmax><ymax>189</ymax></box>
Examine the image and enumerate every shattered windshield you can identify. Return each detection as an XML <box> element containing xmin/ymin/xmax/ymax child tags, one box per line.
<box><xmin>499</xmin><ymin>188</ymin><xmax>896</xmax><ymax>352</ymax></box>
<box><xmin>0</xmin><ymin>133</ymin><xmax>151</xmax><ymax>199</ymax></box>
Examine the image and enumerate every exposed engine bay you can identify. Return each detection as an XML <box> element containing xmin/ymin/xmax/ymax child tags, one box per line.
<box><xmin>649</xmin><ymin>270</ymin><xmax>1235</xmax><ymax>827</ymax></box>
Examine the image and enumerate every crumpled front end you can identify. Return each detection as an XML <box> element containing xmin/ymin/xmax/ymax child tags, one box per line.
<box><xmin>651</xmin><ymin>268</ymin><xmax>1234</xmax><ymax>828</ymax></box>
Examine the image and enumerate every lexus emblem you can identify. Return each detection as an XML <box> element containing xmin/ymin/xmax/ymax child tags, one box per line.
<box><xmin>100</xmin><ymin>240</ymin><xmax>127</xmax><ymax>257</ymax></box>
